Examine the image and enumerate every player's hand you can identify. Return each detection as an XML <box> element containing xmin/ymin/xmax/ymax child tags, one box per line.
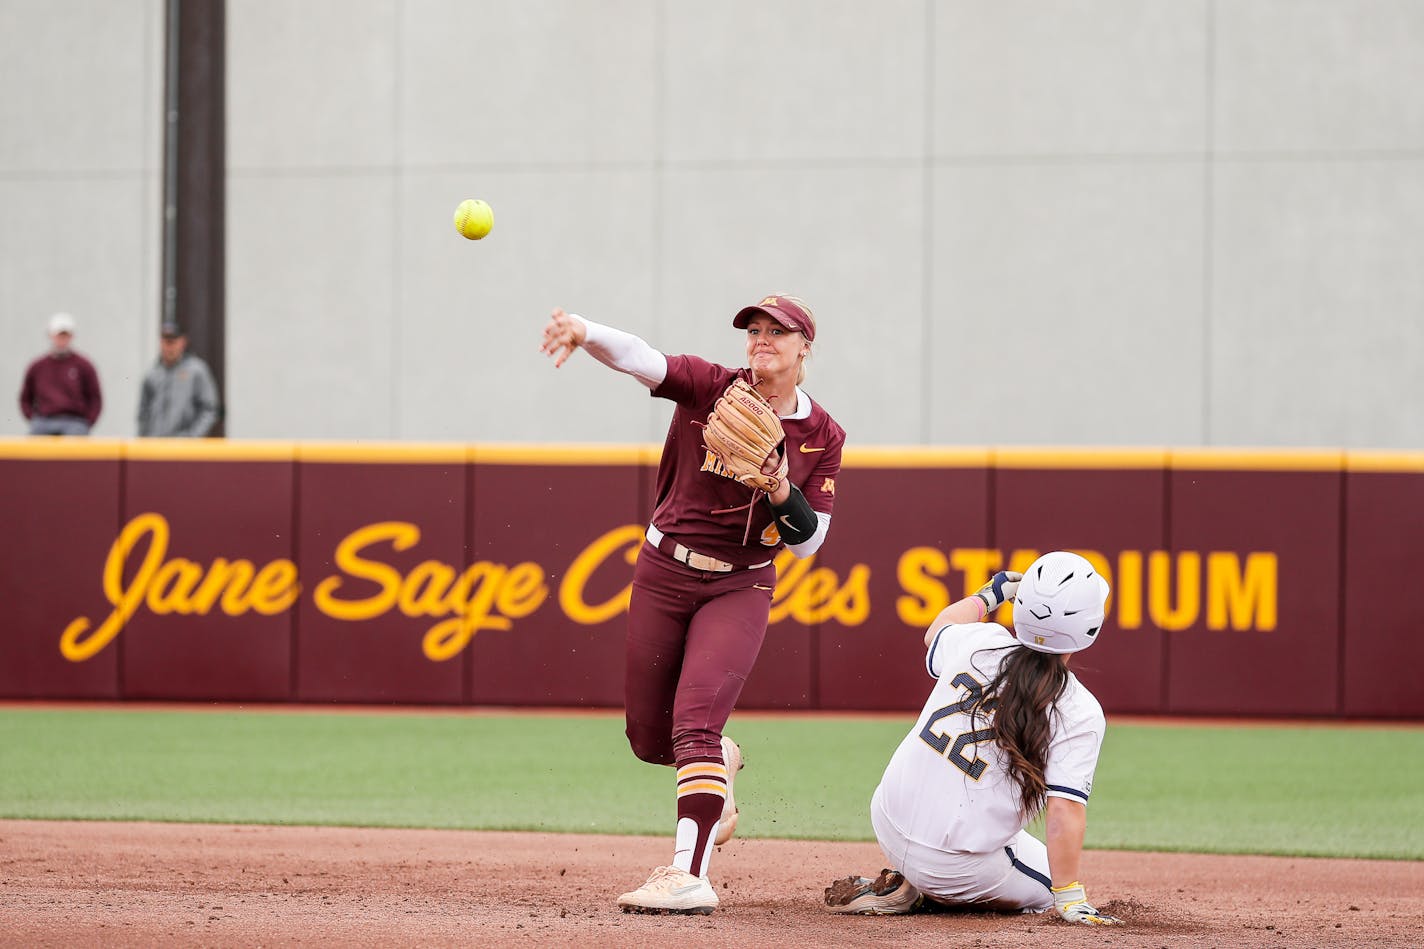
<box><xmin>973</xmin><ymin>571</ymin><xmax>1023</xmax><ymax>614</ymax></box>
<box><xmin>760</xmin><ymin>444</ymin><xmax>789</xmax><ymax>477</ymax></box>
<box><xmin>1051</xmin><ymin>882</ymin><xmax>1122</xmax><ymax>926</ymax></box>
<box><xmin>539</xmin><ymin>307</ymin><xmax>586</xmax><ymax>368</ymax></box>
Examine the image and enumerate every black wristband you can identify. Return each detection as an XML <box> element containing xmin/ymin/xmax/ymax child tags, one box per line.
<box><xmin>768</xmin><ymin>484</ymin><xmax>818</xmax><ymax>546</ymax></box>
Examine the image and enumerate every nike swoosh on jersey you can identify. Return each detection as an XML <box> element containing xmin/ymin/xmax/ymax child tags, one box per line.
<box><xmin>799</xmin><ymin>444</ymin><xmax>827</xmax><ymax>453</ymax></box>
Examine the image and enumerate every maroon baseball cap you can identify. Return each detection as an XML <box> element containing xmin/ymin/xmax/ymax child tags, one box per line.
<box><xmin>732</xmin><ymin>294</ymin><xmax>816</xmax><ymax>341</ymax></box>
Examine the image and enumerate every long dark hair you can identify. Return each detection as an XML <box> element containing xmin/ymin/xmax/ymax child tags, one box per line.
<box><xmin>973</xmin><ymin>645</ymin><xmax>1070</xmax><ymax>819</ymax></box>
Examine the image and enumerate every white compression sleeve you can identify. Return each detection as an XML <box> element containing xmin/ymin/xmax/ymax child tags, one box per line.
<box><xmin>571</xmin><ymin>314</ymin><xmax>667</xmax><ymax>389</ymax></box>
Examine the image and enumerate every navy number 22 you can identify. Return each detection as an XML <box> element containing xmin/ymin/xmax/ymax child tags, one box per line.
<box><xmin>918</xmin><ymin>672</ymin><xmax>995</xmax><ymax>780</ymax></box>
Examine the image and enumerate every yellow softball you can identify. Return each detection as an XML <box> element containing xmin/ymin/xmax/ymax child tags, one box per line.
<box><xmin>453</xmin><ymin>199</ymin><xmax>494</xmax><ymax>240</ymax></box>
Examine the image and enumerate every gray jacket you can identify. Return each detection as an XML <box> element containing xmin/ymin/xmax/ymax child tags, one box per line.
<box><xmin>137</xmin><ymin>353</ymin><xmax>220</xmax><ymax>437</ymax></box>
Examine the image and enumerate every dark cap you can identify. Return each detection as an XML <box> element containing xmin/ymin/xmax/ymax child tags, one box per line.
<box><xmin>160</xmin><ymin>321</ymin><xmax>184</xmax><ymax>338</ymax></box>
<box><xmin>732</xmin><ymin>294</ymin><xmax>816</xmax><ymax>341</ymax></box>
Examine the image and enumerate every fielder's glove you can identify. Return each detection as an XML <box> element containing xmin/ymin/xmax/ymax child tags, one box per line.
<box><xmin>701</xmin><ymin>378</ymin><xmax>788</xmax><ymax>493</ymax></box>
<box><xmin>974</xmin><ymin>571</ymin><xmax>1023</xmax><ymax>614</ymax></box>
<box><xmin>1051</xmin><ymin>882</ymin><xmax>1123</xmax><ymax>926</ymax></box>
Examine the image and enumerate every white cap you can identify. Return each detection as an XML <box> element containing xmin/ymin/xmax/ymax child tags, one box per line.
<box><xmin>47</xmin><ymin>312</ymin><xmax>76</xmax><ymax>335</ymax></box>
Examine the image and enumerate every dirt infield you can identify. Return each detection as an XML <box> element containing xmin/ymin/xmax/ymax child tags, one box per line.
<box><xmin>1</xmin><ymin>821</ymin><xmax>1420</xmax><ymax>948</ymax></box>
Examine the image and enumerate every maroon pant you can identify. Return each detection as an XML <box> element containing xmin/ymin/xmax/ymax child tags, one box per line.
<box><xmin>624</xmin><ymin>541</ymin><xmax>776</xmax><ymax>764</ymax></box>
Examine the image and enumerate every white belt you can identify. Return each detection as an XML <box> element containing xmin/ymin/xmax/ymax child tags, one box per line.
<box><xmin>646</xmin><ymin>525</ymin><xmax>772</xmax><ymax>573</ymax></box>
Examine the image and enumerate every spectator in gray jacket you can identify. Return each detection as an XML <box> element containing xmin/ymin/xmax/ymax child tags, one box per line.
<box><xmin>137</xmin><ymin>322</ymin><xmax>220</xmax><ymax>437</ymax></box>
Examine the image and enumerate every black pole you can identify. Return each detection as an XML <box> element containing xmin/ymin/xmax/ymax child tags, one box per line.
<box><xmin>162</xmin><ymin>0</ymin><xmax>226</xmax><ymax>435</ymax></box>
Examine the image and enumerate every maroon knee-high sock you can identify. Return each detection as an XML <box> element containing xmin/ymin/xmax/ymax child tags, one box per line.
<box><xmin>671</xmin><ymin>754</ymin><xmax>728</xmax><ymax>877</ymax></box>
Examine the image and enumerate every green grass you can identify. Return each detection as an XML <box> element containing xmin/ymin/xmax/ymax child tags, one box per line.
<box><xmin>1</xmin><ymin>707</ymin><xmax>1419</xmax><ymax>860</ymax></box>
<box><xmin>1088</xmin><ymin>722</ymin><xmax>1424</xmax><ymax>860</ymax></box>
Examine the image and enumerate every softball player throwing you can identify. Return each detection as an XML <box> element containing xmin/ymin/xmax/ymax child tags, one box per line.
<box><xmin>540</xmin><ymin>295</ymin><xmax>845</xmax><ymax>915</ymax></box>
<box><xmin>825</xmin><ymin>551</ymin><xmax>1123</xmax><ymax>926</ymax></box>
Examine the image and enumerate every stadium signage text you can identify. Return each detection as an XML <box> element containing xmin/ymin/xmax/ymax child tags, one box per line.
<box><xmin>58</xmin><ymin>514</ymin><xmax>1278</xmax><ymax>663</ymax></box>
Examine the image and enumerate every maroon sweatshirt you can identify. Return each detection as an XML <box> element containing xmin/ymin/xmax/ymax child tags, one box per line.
<box><xmin>19</xmin><ymin>351</ymin><xmax>103</xmax><ymax>424</ymax></box>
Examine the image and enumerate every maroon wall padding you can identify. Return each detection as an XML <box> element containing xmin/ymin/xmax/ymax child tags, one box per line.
<box><xmin>0</xmin><ymin>458</ymin><xmax>121</xmax><ymax>699</ymax></box>
<box><xmin>467</xmin><ymin>462</ymin><xmax>641</xmax><ymax>707</ymax></box>
<box><xmin>6</xmin><ymin>443</ymin><xmax>1420</xmax><ymax>719</ymax></box>
<box><xmin>121</xmin><ymin>459</ymin><xmax>295</xmax><ymax>700</ymax></box>
<box><xmin>1342</xmin><ymin>470</ymin><xmax>1424</xmax><ymax>717</ymax></box>
<box><xmin>1166</xmin><ymin>469</ymin><xmax>1341</xmax><ymax>715</ymax></box>
<box><xmin>811</xmin><ymin>465</ymin><xmax>991</xmax><ymax>712</ymax></box>
<box><xmin>996</xmin><ymin>466</ymin><xmax>1169</xmax><ymax>714</ymax></box>
<box><xmin>295</xmin><ymin>462</ymin><xmax>468</xmax><ymax>703</ymax></box>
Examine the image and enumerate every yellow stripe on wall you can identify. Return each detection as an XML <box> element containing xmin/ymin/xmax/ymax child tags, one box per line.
<box><xmin>993</xmin><ymin>447</ymin><xmax>1169</xmax><ymax>469</ymax></box>
<box><xmin>1170</xmin><ymin>448</ymin><xmax>1344</xmax><ymax>472</ymax></box>
<box><xmin>1</xmin><ymin>439</ymin><xmax>1405</xmax><ymax>473</ymax></box>
<box><xmin>1345</xmin><ymin>451</ymin><xmax>1424</xmax><ymax>473</ymax></box>
<box><xmin>125</xmin><ymin>439</ymin><xmax>298</xmax><ymax>462</ymax></box>
<box><xmin>0</xmin><ymin>438</ymin><xmax>125</xmax><ymax>460</ymax></box>
<box><xmin>473</xmin><ymin>443</ymin><xmax>653</xmax><ymax>466</ymax></box>
<box><xmin>297</xmin><ymin>441</ymin><xmax>467</xmax><ymax>464</ymax></box>
<box><xmin>842</xmin><ymin>445</ymin><xmax>991</xmax><ymax>468</ymax></box>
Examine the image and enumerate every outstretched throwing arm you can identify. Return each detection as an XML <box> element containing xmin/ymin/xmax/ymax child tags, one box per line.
<box><xmin>539</xmin><ymin>308</ymin><xmax>668</xmax><ymax>388</ymax></box>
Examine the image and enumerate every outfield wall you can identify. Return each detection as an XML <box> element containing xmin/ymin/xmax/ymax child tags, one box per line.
<box><xmin>2</xmin><ymin>439</ymin><xmax>1420</xmax><ymax>719</ymax></box>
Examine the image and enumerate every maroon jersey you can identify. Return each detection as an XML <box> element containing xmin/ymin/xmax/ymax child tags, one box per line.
<box><xmin>649</xmin><ymin>354</ymin><xmax>844</xmax><ymax>566</ymax></box>
<box><xmin>19</xmin><ymin>351</ymin><xmax>103</xmax><ymax>424</ymax></box>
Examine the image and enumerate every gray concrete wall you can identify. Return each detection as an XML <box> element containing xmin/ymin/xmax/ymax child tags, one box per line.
<box><xmin>5</xmin><ymin>0</ymin><xmax>1422</xmax><ymax>447</ymax></box>
<box><xmin>1</xmin><ymin>0</ymin><xmax>164</xmax><ymax>438</ymax></box>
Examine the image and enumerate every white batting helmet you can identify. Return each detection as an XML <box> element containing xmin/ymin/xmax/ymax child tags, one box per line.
<box><xmin>1012</xmin><ymin>551</ymin><xmax>1111</xmax><ymax>655</ymax></box>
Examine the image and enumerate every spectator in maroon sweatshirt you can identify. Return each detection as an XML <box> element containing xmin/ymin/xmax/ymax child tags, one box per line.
<box><xmin>18</xmin><ymin>313</ymin><xmax>103</xmax><ymax>435</ymax></box>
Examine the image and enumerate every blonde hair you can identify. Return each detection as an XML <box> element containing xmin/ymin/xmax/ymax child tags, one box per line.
<box><xmin>776</xmin><ymin>293</ymin><xmax>814</xmax><ymax>387</ymax></box>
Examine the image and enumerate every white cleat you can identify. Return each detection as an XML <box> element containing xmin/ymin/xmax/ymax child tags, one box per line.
<box><xmin>714</xmin><ymin>735</ymin><xmax>744</xmax><ymax>845</ymax></box>
<box><xmin>823</xmin><ymin>868</ymin><xmax>923</xmax><ymax>915</ymax></box>
<box><xmin>617</xmin><ymin>865</ymin><xmax>720</xmax><ymax>915</ymax></box>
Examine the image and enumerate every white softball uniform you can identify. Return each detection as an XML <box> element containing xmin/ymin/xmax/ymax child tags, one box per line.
<box><xmin>870</xmin><ymin>622</ymin><xmax>1106</xmax><ymax>911</ymax></box>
